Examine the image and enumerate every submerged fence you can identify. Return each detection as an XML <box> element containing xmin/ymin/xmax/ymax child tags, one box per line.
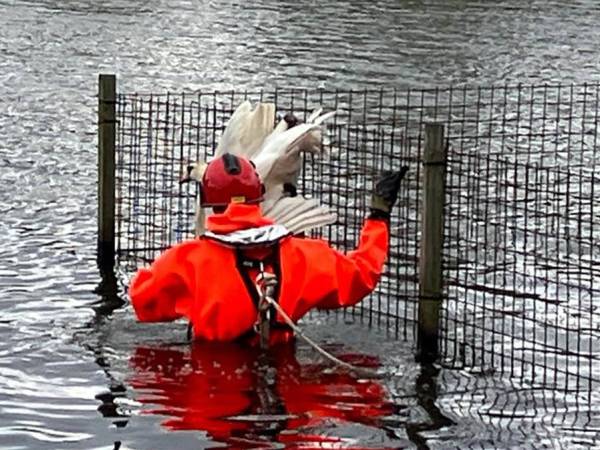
<box><xmin>99</xmin><ymin>76</ymin><xmax>600</xmax><ymax>391</ymax></box>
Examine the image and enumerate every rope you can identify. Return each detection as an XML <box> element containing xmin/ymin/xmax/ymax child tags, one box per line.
<box><xmin>254</xmin><ymin>270</ymin><xmax>382</xmax><ymax>379</ymax></box>
<box><xmin>264</xmin><ymin>296</ymin><xmax>383</xmax><ymax>379</ymax></box>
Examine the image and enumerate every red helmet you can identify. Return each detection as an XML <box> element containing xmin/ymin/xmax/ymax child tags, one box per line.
<box><xmin>201</xmin><ymin>153</ymin><xmax>264</xmax><ymax>207</ymax></box>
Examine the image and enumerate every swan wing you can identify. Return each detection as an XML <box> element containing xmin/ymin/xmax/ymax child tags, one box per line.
<box><xmin>262</xmin><ymin>196</ymin><xmax>336</xmax><ymax>235</ymax></box>
<box><xmin>254</xmin><ymin>123</ymin><xmax>322</xmax><ymax>187</ymax></box>
<box><xmin>215</xmin><ymin>101</ymin><xmax>276</xmax><ymax>159</ymax></box>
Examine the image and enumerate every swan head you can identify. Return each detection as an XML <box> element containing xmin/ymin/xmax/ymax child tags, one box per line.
<box><xmin>180</xmin><ymin>161</ymin><xmax>207</xmax><ymax>184</ymax></box>
<box><xmin>283</xmin><ymin>113</ymin><xmax>301</xmax><ymax>129</ymax></box>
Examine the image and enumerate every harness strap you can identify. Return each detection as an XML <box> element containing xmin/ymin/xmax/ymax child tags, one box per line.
<box><xmin>254</xmin><ymin>263</ymin><xmax>278</xmax><ymax>348</ymax></box>
<box><xmin>234</xmin><ymin>243</ymin><xmax>284</xmax><ymax>348</ymax></box>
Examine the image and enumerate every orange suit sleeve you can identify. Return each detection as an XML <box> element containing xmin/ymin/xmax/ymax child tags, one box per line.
<box><xmin>315</xmin><ymin>218</ymin><xmax>389</xmax><ymax>309</ymax></box>
<box><xmin>279</xmin><ymin>218</ymin><xmax>390</xmax><ymax>320</ymax></box>
<box><xmin>128</xmin><ymin>241</ymin><xmax>197</xmax><ymax>322</ymax></box>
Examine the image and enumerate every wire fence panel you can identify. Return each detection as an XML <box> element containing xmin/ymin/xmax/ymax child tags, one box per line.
<box><xmin>440</xmin><ymin>86</ymin><xmax>600</xmax><ymax>393</ymax></box>
<box><xmin>115</xmin><ymin>89</ymin><xmax>423</xmax><ymax>340</ymax></box>
<box><xmin>442</xmin><ymin>151</ymin><xmax>600</xmax><ymax>391</ymax></box>
<box><xmin>114</xmin><ymin>83</ymin><xmax>600</xmax><ymax>388</ymax></box>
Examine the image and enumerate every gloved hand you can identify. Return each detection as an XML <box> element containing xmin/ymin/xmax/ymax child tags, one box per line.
<box><xmin>369</xmin><ymin>167</ymin><xmax>409</xmax><ymax>219</ymax></box>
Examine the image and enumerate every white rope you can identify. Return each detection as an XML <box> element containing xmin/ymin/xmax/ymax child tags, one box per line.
<box><xmin>261</xmin><ymin>291</ymin><xmax>383</xmax><ymax>379</ymax></box>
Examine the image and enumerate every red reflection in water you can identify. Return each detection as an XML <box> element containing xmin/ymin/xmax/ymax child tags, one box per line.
<box><xmin>128</xmin><ymin>341</ymin><xmax>396</xmax><ymax>448</ymax></box>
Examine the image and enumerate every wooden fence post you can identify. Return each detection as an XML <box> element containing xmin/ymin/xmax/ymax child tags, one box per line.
<box><xmin>98</xmin><ymin>74</ymin><xmax>117</xmax><ymax>268</ymax></box>
<box><xmin>418</xmin><ymin>123</ymin><xmax>446</xmax><ymax>362</ymax></box>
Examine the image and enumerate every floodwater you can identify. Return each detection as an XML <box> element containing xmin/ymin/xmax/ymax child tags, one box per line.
<box><xmin>1</xmin><ymin>0</ymin><xmax>600</xmax><ymax>448</ymax></box>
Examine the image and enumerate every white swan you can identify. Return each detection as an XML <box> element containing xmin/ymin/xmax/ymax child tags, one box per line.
<box><xmin>182</xmin><ymin>101</ymin><xmax>337</xmax><ymax>236</ymax></box>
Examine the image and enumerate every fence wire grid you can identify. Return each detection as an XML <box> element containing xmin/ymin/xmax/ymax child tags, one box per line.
<box><xmin>113</xmin><ymin>83</ymin><xmax>600</xmax><ymax>392</ymax></box>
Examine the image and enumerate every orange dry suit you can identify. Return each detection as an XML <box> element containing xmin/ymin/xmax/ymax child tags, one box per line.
<box><xmin>129</xmin><ymin>203</ymin><xmax>389</xmax><ymax>342</ymax></box>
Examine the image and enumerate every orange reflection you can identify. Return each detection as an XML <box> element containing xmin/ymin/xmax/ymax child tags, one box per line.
<box><xmin>128</xmin><ymin>341</ymin><xmax>396</xmax><ymax>448</ymax></box>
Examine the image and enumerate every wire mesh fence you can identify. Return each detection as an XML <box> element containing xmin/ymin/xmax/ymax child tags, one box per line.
<box><xmin>435</xmin><ymin>83</ymin><xmax>600</xmax><ymax>392</ymax></box>
<box><xmin>442</xmin><ymin>151</ymin><xmax>600</xmax><ymax>391</ymax></box>
<box><xmin>113</xmin><ymin>83</ymin><xmax>600</xmax><ymax>391</ymax></box>
<box><xmin>114</xmin><ymin>89</ymin><xmax>423</xmax><ymax>340</ymax></box>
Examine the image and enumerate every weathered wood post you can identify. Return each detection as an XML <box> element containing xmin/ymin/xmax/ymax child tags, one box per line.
<box><xmin>98</xmin><ymin>74</ymin><xmax>117</xmax><ymax>268</ymax></box>
<box><xmin>417</xmin><ymin>122</ymin><xmax>446</xmax><ymax>362</ymax></box>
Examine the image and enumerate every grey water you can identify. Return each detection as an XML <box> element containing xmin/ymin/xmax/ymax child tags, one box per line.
<box><xmin>2</xmin><ymin>0</ymin><xmax>600</xmax><ymax>449</ymax></box>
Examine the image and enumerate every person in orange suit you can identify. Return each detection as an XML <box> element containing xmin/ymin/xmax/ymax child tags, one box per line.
<box><xmin>128</xmin><ymin>152</ymin><xmax>408</xmax><ymax>343</ymax></box>
<box><xmin>128</xmin><ymin>342</ymin><xmax>397</xmax><ymax>448</ymax></box>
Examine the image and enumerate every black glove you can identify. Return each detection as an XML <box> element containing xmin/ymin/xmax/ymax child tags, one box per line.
<box><xmin>369</xmin><ymin>167</ymin><xmax>409</xmax><ymax>220</ymax></box>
